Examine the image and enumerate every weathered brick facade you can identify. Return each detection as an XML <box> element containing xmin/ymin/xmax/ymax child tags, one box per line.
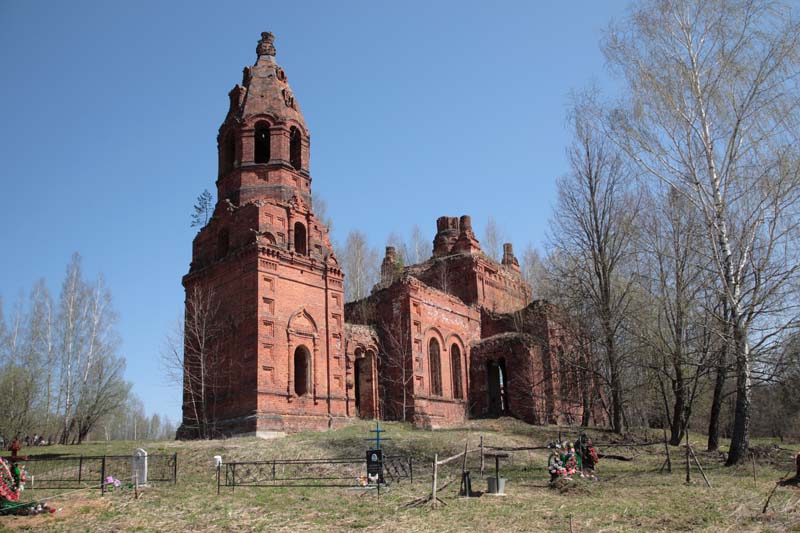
<box><xmin>178</xmin><ymin>32</ymin><xmax>604</xmax><ymax>437</ymax></box>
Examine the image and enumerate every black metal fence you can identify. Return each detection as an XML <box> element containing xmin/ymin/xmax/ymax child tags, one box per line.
<box><xmin>218</xmin><ymin>455</ymin><xmax>413</xmax><ymax>492</ymax></box>
<box><xmin>23</xmin><ymin>453</ymin><xmax>178</xmax><ymax>492</ymax></box>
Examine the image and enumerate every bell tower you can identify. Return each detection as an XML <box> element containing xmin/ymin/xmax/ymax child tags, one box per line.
<box><xmin>180</xmin><ymin>32</ymin><xmax>347</xmax><ymax>438</ymax></box>
<box><xmin>216</xmin><ymin>32</ymin><xmax>312</xmax><ymax>210</ymax></box>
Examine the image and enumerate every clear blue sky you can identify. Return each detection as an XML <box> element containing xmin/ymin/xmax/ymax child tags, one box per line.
<box><xmin>0</xmin><ymin>1</ymin><xmax>628</xmax><ymax>424</ymax></box>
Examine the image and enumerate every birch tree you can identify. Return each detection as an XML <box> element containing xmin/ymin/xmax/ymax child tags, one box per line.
<box><xmin>605</xmin><ymin>0</ymin><xmax>800</xmax><ymax>463</ymax></box>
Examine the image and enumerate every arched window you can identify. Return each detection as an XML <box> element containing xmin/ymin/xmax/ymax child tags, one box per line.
<box><xmin>217</xmin><ymin>228</ymin><xmax>229</xmax><ymax>259</ymax></box>
<box><xmin>451</xmin><ymin>344</ymin><xmax>463</xmax><ymax>399</ymax></box>
<box><xmin>289</xmin><ymin>127</ymin><xmax>302</xmax><ymax>170</ymax></box>
<box><xmin>254</xmin><ymin>122</ymin><xmax>271</xmax><ymax>164</ymax></box>
<box><xmin>220</xmin><ymin>134</ymin><xmax>235</xmax><ymax>175</ymax></box>
<box><xmin>429</xmin><ymin>339</ymin><xmax>442</xmax><ymax>396</ymax></box>
<box><xmin>294</xmin><ymin>346</ymin><xmax>310</xmax><ymax>396</ymax></box>
<box><xmin>294</xmin><ymin>222</ymin><xmax>307</xmax><ymax>255</ymax></box>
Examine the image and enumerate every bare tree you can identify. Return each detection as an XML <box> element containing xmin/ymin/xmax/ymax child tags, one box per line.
<box><xmin>520</xmin><ymin>243</ymin><xmax>545</xmax><ymax>299</ymax></box>
<box><xmin>547</xmin><ymin>92</ymin><xmax>640</xmax><ymax>434</ymax></box>
<box><xmin>0</xmin><ymin>254</ymin><xmax>129</xmax><ymax>444</ymax></box>
<box><xmin>377</xmin><ymin>316</ymin><xmax>414</xmax><ymax>422</ymax></box>
<box><xmin>337</xmin><ymin>230</ymin><xmax>380</xmax><ymax>302</ymax></box>
<box><xmin>165</xmin><ymin>285</ymin><xmax>224</xmax><ymax>439</ymax></box>
<box><xmin>28</xmin><ymin>280</ymin><xmax>56</xmax><ymax>437</ymax></box>
<box><xmin>311</xmin><ymin>192</ymin><xmax>333</xmax><ymax>234</ymax></box>
<box><xmin>605</xmin><ymin>0</ymin><xmax>800</xmax><ymax>463</ymax></box>
<box><xmin>482</xmin><ymin>217</ymin><xmax>505</xmax><ymax>262</ymax></box>
<box><xmin>635</xmin><ymin>186</ymin><xmax>715</xmax><ymax>444</ymax></box>
<box><xmin>56</xmin><ymin>260</ymin><xmax>128</xmax><ymax>444</ymax></box>
<box><xmin>408</xmin><ymin>225</ymin><xmax>432</xmax><ymax>264</ymax></box>
<box><xmin>385</xmin><ymin>225</ymin><xmax>432</xmax><ymax>267</ymax></box>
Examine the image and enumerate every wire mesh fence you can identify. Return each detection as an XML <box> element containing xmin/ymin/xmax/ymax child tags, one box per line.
<box><xmin>218</xmin><ymin>455</ymin><xmax>412</xmax><ymax>492</ymax></box>
<box><xmin>23</xmin><ymin>453</ymin><xmax>177</xmax><ymax>491</ymax></box>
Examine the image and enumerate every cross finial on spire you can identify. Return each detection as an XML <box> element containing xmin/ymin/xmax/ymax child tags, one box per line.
<box><xmin>257</xmin><ymin>32</ymin><xmax>276</xmax><ymax>57</ymax></box>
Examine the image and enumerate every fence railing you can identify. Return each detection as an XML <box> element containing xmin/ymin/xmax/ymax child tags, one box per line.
<box><xmin>218</xmin><ymin>455</ymin><xmax>412</xmax><ymax>492</ymax></box>
<box><xmin>23</xmin><ymin>453</ymin><xmax>178</xmax><ymax>492</ymax></box>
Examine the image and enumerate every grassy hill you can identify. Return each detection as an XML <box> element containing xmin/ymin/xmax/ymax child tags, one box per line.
<box><xmin>1</xmin><ymin>419</ymin><xmax>798</xmax><ymax>532</ymax></box>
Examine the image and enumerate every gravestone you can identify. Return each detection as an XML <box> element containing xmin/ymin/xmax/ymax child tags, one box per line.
<box><xmin>132</xmin><ymin>448</ymin><xmax>148</xmax><ymax>486</ymax></box>
<box><xmin>366</xmin><ymin>449</ymin><xmax>383</xmax><ymax>484</ymax></box>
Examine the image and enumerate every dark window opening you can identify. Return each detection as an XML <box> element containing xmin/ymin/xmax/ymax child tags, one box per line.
<box><xmin>289</xmin><ymin>127</ymin><xmax>302</xmax><ymax>170</ymax></box>
<box><xmin>254</xmin><ymin>123</ymin><xmax>270</xmax><ymax>164</ymax></box>
<box><xmin>294</xmin><ymin>346</ymin><xmax>310</xmax><ymax>396</ymax></box>
<box><xmin>429</xmin><ymin>339</ymin><xmax>442</xmax><ymax>396</ymax></box>
<box><xmin>451</xmin><ymin>344</ymin><xmax>463</xmax><ymax>399</ymax></box>
<box><xmin>294</xmin><ymin>222</ymin><xmax>307</xmax><ymax>255</ymax></box>
<box><xmin>354</xmin><ymin>352</ymin><xmax>362</xmax><ymax>414</ymax></box>
<box><xmin>487</xmin><ymin>359</ymin><xmax>507</xmax><ymax>416</ymax></box>
<box><xmin>220</xmin><ymin>134</ymin><xmax>235</xmax><ymax>175</ymax></box>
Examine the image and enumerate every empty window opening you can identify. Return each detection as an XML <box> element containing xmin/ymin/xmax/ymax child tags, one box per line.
<box><xmin>487</xmin><ymin>359</ymin><xmax>507</xmax><ymax>416</ymax></box>
<box><xmin>354</xmin><ymin>350</ymin><xmax>363</xmax><ymax>414</ymax></box>
<box><xmin>429</xmin><ymin>339</ymin><xmax>442</xmax><ymax>396</ymax></box>
<box><xmin>294</xmin><ymin>222</ymin><xmax>307</xmax><ymax>255</ymax></box>
<box><xmin>254</xmin><ymin>123</ymin><xmax>271</xmax><ymax>163</ymax></box>
<box><xmin>289</xmin><ymin>127</ymin><xmax>302</xmax><ymax>170</ymax></box>
<box><xmin>451</xmin><ymin>344</ymin><xmax>463</xmax><ymax>399</ymax></box>
<box><xmin>294</xmin><ymin>346</ymin><xmax>311</xmax><ymax>396</ymax></box>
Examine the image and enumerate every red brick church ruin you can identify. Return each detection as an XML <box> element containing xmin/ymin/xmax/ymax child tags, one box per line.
<box><xmin>178</xmin><ymin>33</ymin><xmax>605</xmax><ymax>438</ymax></box>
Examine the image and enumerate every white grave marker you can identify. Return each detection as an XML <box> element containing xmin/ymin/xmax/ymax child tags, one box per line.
<box><xmin>132</xmin><ymin>448</ymin><xmax>148</xmax><ymax>486</ymax></box>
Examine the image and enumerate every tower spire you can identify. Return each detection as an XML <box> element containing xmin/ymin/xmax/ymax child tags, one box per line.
<box><xmin>256</xmin><ymin>31</ymin><xmax>276</xmax><ymax>57</ymax></box>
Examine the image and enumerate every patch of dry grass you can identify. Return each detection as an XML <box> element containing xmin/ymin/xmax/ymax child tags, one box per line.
<box><xmin>1</xmin><ymin>419</ymin><xmax>798</xmax><ymax>532</ymax></box>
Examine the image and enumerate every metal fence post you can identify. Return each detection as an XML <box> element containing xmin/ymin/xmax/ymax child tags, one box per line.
<box><xmin>173</xmin><ymin>453</ymin><xmax>178</xmax><ymax>484</ymax></box>
<box><xmin>232</xmin><ymin>463</ymin><xmax>236</xmax><ymax>493</ymax></box>
<box><xmin>409</xmin><ymin>457</ymin><xmax>413</xmax><ymax>483</ymax></box>
<box><xmin>216</xmin><ymin>462</ymin><xmax>221</xmax><ymax>495</ymax></box>
<box><xmin>78</xmin><ymin>456</ymin><xmax>83</xmax><ymax>484</ymax></box>
<box><xmin>101</xmin><ymin>456</ymin><xmax>106</xmax><ymax>495</ymax></box>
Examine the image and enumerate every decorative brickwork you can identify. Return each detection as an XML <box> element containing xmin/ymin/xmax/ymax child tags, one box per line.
<box><xmin>178</xmin><ymin>32</ymin><xmax>605</xmax><ymax>438</ymax></box>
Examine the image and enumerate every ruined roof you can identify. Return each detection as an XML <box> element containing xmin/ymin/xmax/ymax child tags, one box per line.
<box><xmin>224</xmin><ymin>32</ymin><xmax>307</xmax><ymax>131</ymax></box>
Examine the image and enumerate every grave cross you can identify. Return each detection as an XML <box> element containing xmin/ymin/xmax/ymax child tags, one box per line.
<box><xmin>365</xmin><ymin>421</ymin><xmax>390</xmax><ymax>450</ymax></box>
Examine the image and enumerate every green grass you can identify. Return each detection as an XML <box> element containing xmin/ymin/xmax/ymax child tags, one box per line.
<box><xmin>1</xmin><ymin>419</ymin><xmax>798</xmax><ymax>532</ymax></box>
